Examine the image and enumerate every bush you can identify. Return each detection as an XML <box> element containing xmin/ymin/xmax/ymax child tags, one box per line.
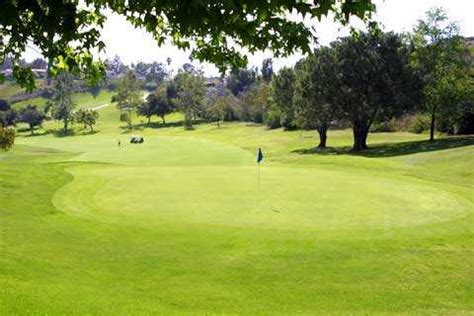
<box><xmin>370</xmin><ymin>121</ymin><xmax>395</xmax><ymax>133</ymax></box>
<box><xmin>265</xmin><ymin>109</ymin><xmax>281</xmax><ymax>129</ymax></box>
<box><xmin>408</xmin><ymin>114</ymin><xmax>431</xmax><ymax>134</ymax></box>
<box><xmin>0</xmin><ymin>127</ymin><xmax>15</xmax><ymax>151</ymax></box>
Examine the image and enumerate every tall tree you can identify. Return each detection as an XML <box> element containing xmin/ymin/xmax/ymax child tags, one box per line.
<box><xmin>261</xmin><ymin>58</ymin><xmax>273</xmax><ymax>83</ymax></box>
<box><xmin>49</xmin><ymin>72</ymin><xmax>75</xmax><ymax>132</ymax></box>
<box><xmin>174</xmin><ymin>71</ymin><xmax>206</xmax><ymax>129</ymax></box>
<box><xmin>293</xmin><ymin>47</ymin><xmax>339</xmax><ymax>148</ymax></box>
<box><xmin>269</xmin><ymin>67</ymin><xmax>295</xmax><ymax>129</ymax></box>
<box><xmin>1</xmin><ymin>1</ymin><xmax>375</xmax><ymax>90</ymax></box>
<box><xmin>411</xmin><ymin>7</ymin><xmax>472</xmax><ymax>141</ymax></box>
<box><xmin>115</xmin><ymin>71</ymin><xmax>142</xmax><ymax>129</ymax></box>
<box><xmin>226</xmin><ymin>68</ymin><xmax>258</xmax><ymax>96</ymax></box>
<box><xmin>333</xmin><ymin>28</ymin><xmax>416</xmax><ymax>151</ymax></box>
<box><xmin>75</xmin><ymin>108</ymin><xmax>99</xmax><ymax>133</ymax></box>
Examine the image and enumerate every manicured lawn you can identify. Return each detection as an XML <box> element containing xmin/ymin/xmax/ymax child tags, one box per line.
<box><xmin>0</xmin><ymin>104</ymin><xmax>473</xmax><ymax>314</ymax></box>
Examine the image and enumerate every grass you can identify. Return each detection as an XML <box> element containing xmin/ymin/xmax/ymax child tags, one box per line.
<box><xmin>0</xmin><ymin>102</ymin><xmax>473</xmax><ymax>314</ymax></box>
<box><xmin>11</xmin><ymin>90</ymin><xmax>115</xmax><ymax>110</ymax></box>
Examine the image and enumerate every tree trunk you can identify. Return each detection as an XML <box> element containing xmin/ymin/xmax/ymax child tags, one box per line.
<box><xmin>89</xmin><ymin>125</ymin><xmax>94</xmax><ymax>133</ymax></box>
<box><xmin>64</xmin><ymin>119</ymin><xmax>68</xmax><ymax>133</ymax></box>
<box><xmin>161</xmin><ymin>116</ymin><xmax>166</xmax><ymax>125</ymax></box>
<box><xmin>147</xmin><ymin>116</ymin><xmax>151</xmax><ymax>124</ymax></box>
<box><xmin>430</xmin><ymin>111</ymin><xmax>435</xmax><ymax>141</ymax></box>
<box><xmin>352</xmin><ymin>121</ymin><xmax>369</xmax><ymax>151</ymax></box>
<box><xmin>30</xmin><ymin>124</ymin><xmax>34</xmax><ymax>135</ymax></box>
<box><xmin>317</xmin><ymin>127</ymin><xmax>327</xmax><ymax>148</ymax></box>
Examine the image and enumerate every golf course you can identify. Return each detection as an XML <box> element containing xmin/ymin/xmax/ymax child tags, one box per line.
<box><xmin>1</xmin><ymin>101</ymin><xmax>473</xmax><ymax>314</ymax></box>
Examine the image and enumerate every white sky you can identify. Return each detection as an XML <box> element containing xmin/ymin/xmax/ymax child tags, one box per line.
<box><xmin>24</xmin><ymin>0</ymin><xmax>473</xmax><ymax>76</ymax></box>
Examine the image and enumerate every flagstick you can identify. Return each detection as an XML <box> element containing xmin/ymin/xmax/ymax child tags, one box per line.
<box><xmin>257</xmin><ymin>162</ymin><xmax>261</xmax><ymax>190</ymax></box>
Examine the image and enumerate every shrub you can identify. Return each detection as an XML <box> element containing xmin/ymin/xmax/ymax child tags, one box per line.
<box><xmin>370</xmin><ymin>121</ymin><xmax>395</xmax><ymax>133</ymax></box>
<box><xmin>0</xmin><ymin>127</ymin><xmax>15</xmax><ymax>151</ymax></box>
<box><xmin>408</xmin><ymin>114</ymin><xmax>431</xmax><ymax>134</ymax></box>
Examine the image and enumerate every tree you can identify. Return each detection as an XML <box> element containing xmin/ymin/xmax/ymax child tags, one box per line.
<box><xmin>18</xmin><ymin>105</ymin><xmax>45</xmax><ymax>134</ymax></box>
<box><xmin>115</xmin><ymin>71</ymin><xmax>142</xmax><ymax>129</ymax></box>
<box><xmin>261</xmin><ymin>58</ymin><xmax>273</xmax><ymax>83</ymax></box>
<box><xmin>411</xmin><ymin>8</ymin><xmax>472</xmax><ymax>141</ymax></box>
<box><xmin>1</xmin><ymin>0</ymin><xmax>375</xmax><ymax>90</ymax></box>
<box><xmin>75</xmin><ymin>108</ymin><xmax>99</xmax><ymax>132</ymax></box>
<box><xmin>226</xmin><ymin>68</ymin><xmax>258</xmax><ymax>96</ymax></box>
<box><xmin>49</xmin><ymin>72</ymin><xmax>76</xmax><ymax>132</ymax></box>
<box><xmin>174</xmin><ymin>71</ymin><xmax>206</xmax><ymax>129</ymax></box>
<box><xmin>333</xmin><ymin>28</ymin><xmax>416</xmax><ymax>151</ymax></box>
<box><xmin>269</xmin><ymin>67</ymin><xmax>295</xmax><ymax>130</ymax></box>
<box><xmin>237</xmin><ymin>82</ymin><xmax>269</xmax><ymax>123</ymax></box>
<box><xmin>293</xmin><ymin>47</ymin><xmax>339</xmax><ymax>148</ymax></box>
<box><xmin>0</xmin><ymin>127</ymin><xmax>15</xmax><ymax>151</ymax></box>
<box><xmin>0</xmin><ymin>100</ymin><xmax>17</xmax><ymax>128</ymax></box>
<box><xmin>154</xmin><ymin>85</ymin><xmax>174</xmax><ymax>124</ymax></box>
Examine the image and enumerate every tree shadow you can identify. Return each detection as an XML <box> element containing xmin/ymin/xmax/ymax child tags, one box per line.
<box><xmin>120</xmin><ymin>120</ymin><xmax>206</xmax><ymax>133</ymax></box>
<box><xmin>292</xmin><ymin>136</ymin><xmax>474</xmax><ymax>158</ymax></box>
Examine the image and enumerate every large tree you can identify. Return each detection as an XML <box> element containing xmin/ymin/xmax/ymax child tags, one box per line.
<box><xmin>114</xmin><ymin>71</ymin><xmax>142</xmax><ymax>129</ymax></box>
<box><xmin>18</xmin><ymin>104</ymin><xmax>45</xmax><ymax>134</ymax></box>
<box><xmin>411</xmin><ymin>7</ymin><xmax>472</xmax><ymax>141</ymax></box>
<box><xmin>1</xmin><ymin>1</ymin><xmax>375</xmax><ymax>90</ymax></box>
<box><xmin>334</xmin><ymin>28</ymin><xmax>416</xmax><ymax>151</ymax></box>
<box><xmin>174</xmin><ymin>71</ymin><xmax>206</xmax><ymax>129</ymax></box>
<box><xmin>48</xmin><ymin>72</ymin><xmax>76</xmax><ymax>132</ymax></box>
<box><xmin>226</xmin><ymin>68</ymin><xmax>258</xmax><ymax>96</ymax></box>
<box><xmin>0</xmin><ymin>100</ymin><xmax>17</xmax><ymax>128</ymax></box>
<box><xmin>293</xmin><ymin>47</ymin><xmax>339</xmax><ymax>148</ymax></box>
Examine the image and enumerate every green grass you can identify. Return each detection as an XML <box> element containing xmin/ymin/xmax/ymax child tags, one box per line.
<box><xmin>1</xmin><ymin>103</ymin><xmax>473</xmax><ymax>314</ymax></box>
<box><xmin>11</xmin><ymin>90</ymin><xmax>114</xmax><ymax>110</ymax></box>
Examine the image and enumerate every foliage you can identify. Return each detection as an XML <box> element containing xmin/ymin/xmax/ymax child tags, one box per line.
<box><xmin>261</xmin><ymin>58</ymin><xmax>273</xmax><ymax>83</ymax></box>
<box><xmin>0</xmin><ymin>99</ymin><xmax>17</xmax><ymax>127</ymax></box>
<box><xmin>237</xmin><ymin>82</ymin><xmax>269</xmax><ymax>123</ymax></box>
<box><xmin>115</xmin><ymin>71</ymin><xmax>142</xmax><ymax>128</ymax></box>
<box><xmin>293</xmin><ymin>48</ymin><xmax>340</xmax><ymax>147</ymax></box>
<box><xmin>18</xmin><ymin>104</ymin><xmax>45</xmax><ymax>134</ymax></box>
<box><xmin>119</xmin><ymin>111</ymin><xmax>132</xmax><ymax>129</ymax></box>
<box><xmin>333</xmin><ymin>27</ymin><xmax>416</xmax><ymax>150</ymax></box>
<box><xmin>174</xmin><ymin>71</ymin><xmax>206</xmax><ymax>129</ymax></box>
<box><xmin>411</xmin><ymin>7</ymin><xmax>473</xmax><ymax>141</ymax></box>
<box><xmin>226</xmin><ymin>68</ymin><xmax>257</xmax><ymax>96</ymax></box>
<box><xmin>269</xmin><ymin>67</ymin><xmax>296</xmax><ymax>130</ymax></box>
<box><xmin>48</xmin><ymin>72</ymin><xmax>76</xmax><ymax>132</ymax></box>
<box><xmin>75</xmin><ymin>108</ymin><xmax>99</xmax><ymax>132</ymax></box>
<box><xmin>0</xmin><ymin>127</ymin><xmax>15</xmax><ymax>151</ymax></box>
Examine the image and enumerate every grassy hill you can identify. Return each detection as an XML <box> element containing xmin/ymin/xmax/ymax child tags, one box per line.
<box><xmin>1</xmin><ymin>100</ymin><xmax>473</xmax><ymax>314</ymax></box>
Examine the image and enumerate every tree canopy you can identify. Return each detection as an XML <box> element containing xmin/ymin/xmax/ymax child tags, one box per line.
<box><xmin>1</xmin><ymin>0</ymin><xmax>375</xmax><ymax>90</ymax></box>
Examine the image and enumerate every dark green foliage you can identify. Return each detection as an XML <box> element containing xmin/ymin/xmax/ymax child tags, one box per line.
<box><xmin>261</xmin><ymin>58</ymin><xmax>273</xmax><ymax>83</ymax></box>
<box><xmin>269</xmin><ymin>67</ymin><xmax>295</xmax><ymax>130</ymax></box>
<box><xmin>0</xmin><ymin>99</ymin><xmax>17</xmax><ymax>127</ymax></box>
<box><xmin>226</xmin><ymin>68</ymin><xmax>257</xmax><ymax>96</ymax></box>
<box><xmin>115</xmin><ymin>71</ymin><xmax>142</xmax><ymax>128</ymax></box>
<box><xmin>18</xmin><ymin>105</ymin><xmax>45</xmax><ymax>134</ymax></box>
<box><xmin>0</xmin><ymin>127</ymin><xmax>15</xmax><ymax>151</ymax></box>
<box><xmin>293</xmin><ymin>48</ymin><xmax>340</xmax><ymax>147</ymax></box>
<box><xmin>456</xmin><ymin>101</ymin><xmax>474</xmax><ymax>135</ymax></box>
<box><xmin>333</xmin><ymin>27</ymin><xmax>416</xmax><ymax>150</ymax></box>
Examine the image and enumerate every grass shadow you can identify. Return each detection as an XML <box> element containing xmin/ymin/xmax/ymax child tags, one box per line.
<box><xmin>292</xmin><ymin>136</ymin><xmax>474</xmax><ymax>158</ymax></box>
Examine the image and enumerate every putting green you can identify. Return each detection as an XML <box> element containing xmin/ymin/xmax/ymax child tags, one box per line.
<box><xmin>52</xmin><ymin>137</ymin><xmax>469</xmax><ymax>231</ymax></box>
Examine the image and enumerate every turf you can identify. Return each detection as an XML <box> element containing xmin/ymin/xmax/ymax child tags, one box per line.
<box><xmin>0</xmin><ymin>103</ymin><xmax>473</xmax><ymax>314</ymax></box>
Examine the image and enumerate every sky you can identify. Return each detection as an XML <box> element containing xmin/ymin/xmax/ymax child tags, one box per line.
<box><xmin>24</xmin><ymin>0</ymin><xmax>473</xmax><ymax>76</ymax></box>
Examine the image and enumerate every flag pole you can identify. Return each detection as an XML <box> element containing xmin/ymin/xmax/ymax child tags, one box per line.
<box><xmin>257</xmin><ymin>162</ymin><xmax>261</xmax><ymax>190</ymax></box>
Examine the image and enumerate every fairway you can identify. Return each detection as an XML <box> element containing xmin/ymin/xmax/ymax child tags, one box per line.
<box><xmin>1</xmin><ymin>104</ymin><xmax>473</xmax><ymax>314</ymax></box>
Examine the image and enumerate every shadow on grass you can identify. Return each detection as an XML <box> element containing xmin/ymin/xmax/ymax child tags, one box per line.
<box><xmin>119</xmin><ymin>120</ymin><xmax>206</xmax><ymax>133</ymax></box>
<box><xmin>21</xmin><ymin>128</ymin><xmax>99</xmax><ymax>138</ymax></box>
<box><xmin>292</xmin><ymin>136</ymin><xmax>474</xmax><ymax>158</ymax></box>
